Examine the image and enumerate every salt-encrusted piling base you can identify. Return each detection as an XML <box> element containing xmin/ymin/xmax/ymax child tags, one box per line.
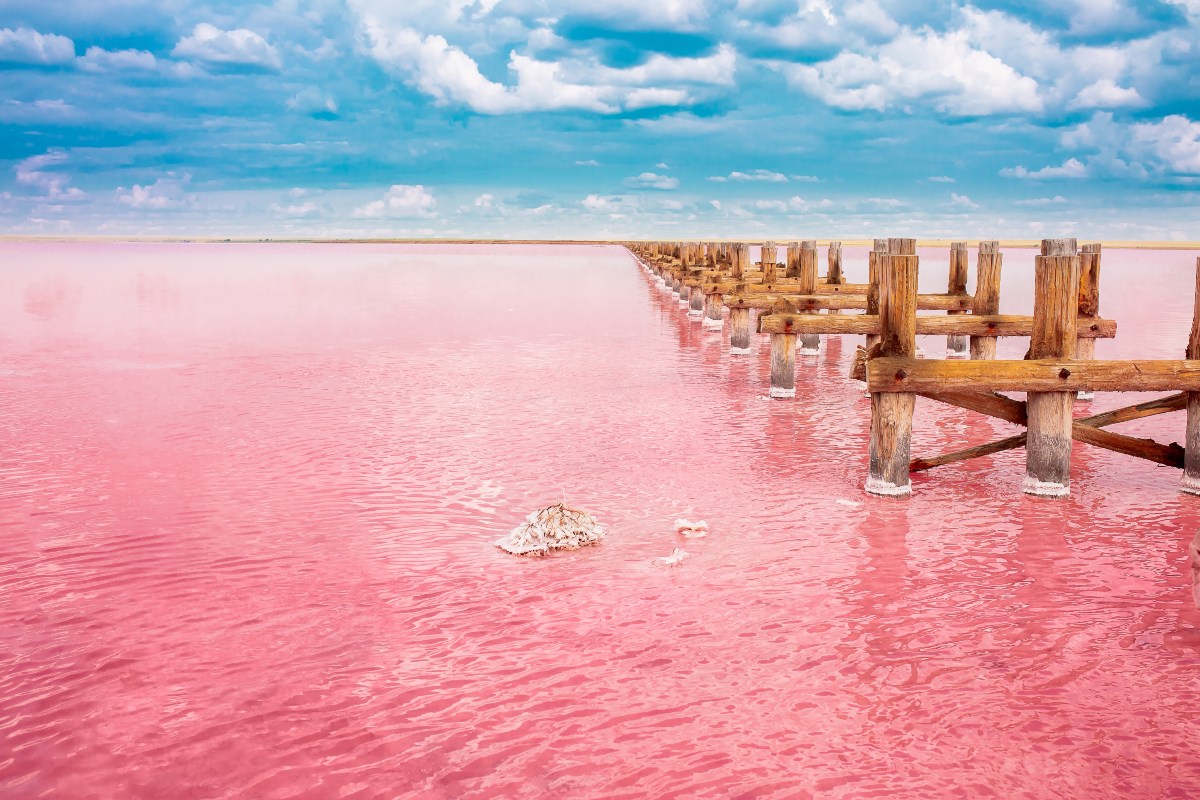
<box><xmin>799</xmin><ymin>335</ymin><xmax>820</xmax><ymax>356</ymax></box>
<box><xmin>1021</xmin><ymin>476</ymin><xmax>1070</xmax><ymax>497</ymax></box>
<box><xmin>495</xmin><ymin>503</ymin><xmax>607</xmax><ymax>556</ymax></box>
<box><xmin>687</xmin><ymin>309</ymin><xmax>704</xmax><ymax>320</ymax></box>
<box><xmin>769</xmin><ymin>387</ymin><xmax>796</xmax><ymax>398</ymax></box>
<box><xmin>702</xmin><ymin>317</ymin><xmax>724</xmax><ymax>330</ymax></box>
<box><xmin>1180</xmin><ymin>474</ymin><xmax>1200</xmax><ymax>496</ymax></box>
<box><xmin>798</xmin><ymin>345</ymin><xmax>819</xmax><ymax>356</ymax></box>
<box><xmin>946</xmin><ymin>347</ymin><xmax>970</xmax><ymax>359</ymax></box>
<box><xmin>1076</xmin><ymin>391</ymin><xmax>1095</xmax><ymax>401</ymax></box>
<box><xmin>865</xmin><ymin>478</ymin><xmax>912</xmax><ymax>497</ymax></box>
<box><xmin>730</xmin><ymin>346</ymin><xmax>752</xmax><ymax>355</ymax></box>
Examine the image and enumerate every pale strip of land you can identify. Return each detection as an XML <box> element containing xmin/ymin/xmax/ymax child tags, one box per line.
<box><xmin>1</xmin><ymin>235</ymin><xmax>1198</xmax><ymax>249</ymax></box>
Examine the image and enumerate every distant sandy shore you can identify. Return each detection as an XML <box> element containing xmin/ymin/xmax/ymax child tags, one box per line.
<box><xmin>1</xmin><ymin>235</ymin><xmax>1197</xmax><ymax>250</ymax></box>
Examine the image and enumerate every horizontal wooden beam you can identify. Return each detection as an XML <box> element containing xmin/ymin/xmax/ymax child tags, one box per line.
<box><xmin>918</xmin><ymin>391</ymin><xmax>1027</xmax><ymax>425</ymax></box>
<box><xmin>911</xmin><ymin>393</ymin><xmax>1188</xmax><ymax>471</ymax></box>
<box><xmin>869</xmin><ymin>358</ymin><xmax>1200</xmax><ymax>393</ymax></box>
<box><xmin>759</xmin><ymin>313</ymin><xmax>1116</xmax><ymax>338</ymax></box>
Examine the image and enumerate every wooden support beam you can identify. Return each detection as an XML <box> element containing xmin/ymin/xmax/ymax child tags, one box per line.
<box><xmin>1076</xmin><ymin>243</ymin><xmax>1102</xmax><ymax>400</ymax></box>
<box><xmin>868</xmin><ymin>239</ymin><xmax>918</xmax><ymax>496</ymax></box>
<box><xmin>866</xmin><ymin>239</ymin><xmax>886</xmax><ymax>351</ymax></box>
<box><xmin>703</xmin><ymin>289</ymin><xmax>724</xmax><ymax>330</ymax></box>
<box><xmin>729</xmin><ymin>306</ymin><xmax>753</xmax><ymax>354</ymax></box>
<box><xmin>797</xmin><ymin>241</ymin><xmax>820</xmax><ymax>356</ymax></box>
<box><xmin>1026</xmin><ymin>240</ymin><xmax>1079</xmax><ymax>496</ymax></box>
<box><xmin>911</xmin><ymin>393</ymin><xmax>1188</xmax><ymax>472</ymax></box>
<box><xmin>868</xmin><ymin>358</ymin><xmax>1200</xmax><ymax>393</ymax></box>
<box><xmin>758</xmin><ymin>313</ymin><xmax>1116</xmax><ymax>338</ymax></box>
<box><xmin>970</xmin><ymin>241</ymin><xmax>1003</xmax><ymax>361</ymax></box>
<box><xmin>762</xmin><ymin>242</ymin><xmax>778</xmax><ymax>284</ymax></box>
<box><xmin>1185</xmin><ymin>256</ymin><xmax>1200</xmax><ymax>495</ymax></box>
<box><xmin>917</xmin><ymin>391</ymin><xmax>1027</xmax><ymax>425</ymax></box>
<box><xmin>947</xmin><ymin>241</ymin><xmax>970</xmax><ymax>357</ymax></box>
<box><xmin>770</xmin><ymin>326</ymin><xmax>797</xmax><ymax>398</ymax></box>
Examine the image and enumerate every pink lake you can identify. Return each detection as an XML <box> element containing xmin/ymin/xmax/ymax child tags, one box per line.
<box><xmin>2</xmin><ymin>241</ymin><xmax>1200</xmax><ymax>799</ymax></box>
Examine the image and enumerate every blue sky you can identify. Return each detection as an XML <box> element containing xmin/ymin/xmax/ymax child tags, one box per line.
<box><xmin>1</xmin><ymin>0</ymin><xmax>1198</xmax><ymax>239</ymax></box>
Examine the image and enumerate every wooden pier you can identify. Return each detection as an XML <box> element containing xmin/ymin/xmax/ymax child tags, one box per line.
<box><xmin>627</xmin><ymin>240</ymin><xmax>1200</xmax><ymax>498</ymax></box>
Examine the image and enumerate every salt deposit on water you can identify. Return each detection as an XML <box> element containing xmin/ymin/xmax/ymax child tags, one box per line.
<box><xmin>495</xmin><ymin>503</ymin><xmax>606</xmax><ymax>556</ymax></box>
<box><xmin>2</xmin><ymin>242</ymin><xmax>1200</xmax><ymax>799</ymax></box>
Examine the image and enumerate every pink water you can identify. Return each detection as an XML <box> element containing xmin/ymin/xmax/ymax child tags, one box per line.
<box><xmin>2</xmin><ymin>242</ymin><xmax>1200</xmax><ymax>799</ymax></box>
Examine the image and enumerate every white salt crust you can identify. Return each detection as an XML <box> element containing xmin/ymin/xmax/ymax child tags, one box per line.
<box><xmin>1021</xmin><ymin>476</ymin><xmax>1070</xmax><ymax>497</ymax></box>
<box><xmin>687</xmin><ymin>309</ymin><xmax>704</xmax><ymax>320</ymax></box>
<box><xmin>1180</xmin><ymin>474</ymin><xmax>1200</xmax><ymax>496</ymax></box>
<box><xmin>946</xmin><ymin>348</ymin><xmax>970</xmax><ymax>359</ymax></box>
<box><xmin>769</xmin><ymin>386</ymin><xmax>796</xmax><ymax>398</ymax></box>
<box><xmin>729</xmin><ymin>346</ymin><xmax>752</xmax><ymax>355</ymax></box>
<box><xmin>495</xmin><ymin>503</ymin><xmax>606</xmax><ymax>556</ymax></box>
<box><xmin>865</xmin><ymin>478</ymin><xmax>912</xmax><ymax>497</ymax></box>
<box><xmin>798</xmin><ymin>346</ymin><xmax>819</xmax><ymax>356</ymax></box>
<box><xmin>657</xmin><ymin>548</ymin><xmax>689</xmax><ymax>566</ymax></box>
<box><xmin>675</xmin><ymin>518</ymin><xmax>709</xmax><ymax>537</ymax></box>
<box><xmin>702</xmin><ymin>318</ymin><xmax>725</xmax><ymax>330</ymax></box>
<box><xmin>1077</xmin><ymin>391</ymin><xmax>1095</xmax><ymax>401</ymax></box>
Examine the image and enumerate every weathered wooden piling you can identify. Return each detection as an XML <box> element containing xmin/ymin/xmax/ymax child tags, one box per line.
<box><xmin>689</xmin><ymin>280</ymin><xmax>706</xmax><ymax>318</ymax></box>
<box><xmin>946</xmin><ymin>242</ymin><xmax>970</xmax><ymax>357</ymax></box>
<box><xmin>865</xmin><ymin>239</ymin><xmax>887</xmax><ymax>351</ymax></box>
<box><xmin>762</xmin><ymin>242</ymin><xmax>778</xmax><ymax>284</ymax></box>
<box><xmin>1184</xmin><ymin>257</ymin><xmax>1200</xmax><ymax>496</ymax></box>
<box><xmin>769</xmin><ymin>311</ymin><xmax>797</xmax><ymax>398</ymax></box>
<box><xmin>867</xmin><ymin>238</ymin><xmax>918</xmax><ymax>496</ymax></box>
<box><xmin>797</xmin><ymin>241</ymin><xmax>820</xmax><ymax>356</ymax></box>
<box><xmin>786</xmin><ymin>242</ymin><xmax>801</xmax><ymax>279</ymax></box>
<box><xmin>969</xmin><ymin>241</ymin><xmax>1002</xmax><ymax>360</ymax></box>
<box><xmin>731</xmin><ymin>243</ymin><xmax>748</xmax><ymax>279</ymax></box>
<box><xmin>730</xmin><ymin>305</ymin><xmax>753</xmax><ymax>354</ymax></box>
<box><xmin>827</xmin><ymin>242</ymin><xmax>844</xmax><ymax>320</ymax></box>
<box><xmin>1023</xmin><ymin>239</ymin><xmax>1080</xmax><ymax>497</ymax></box>
<box><xmin>703</xmin><ymin>288</ymin><xmax>724</xmax><ymax>330</ymax></box>
<box><xmin>1076</xmin><ymin>243</ymin><xmax>1101</xmax><ymax>400</ymax></box>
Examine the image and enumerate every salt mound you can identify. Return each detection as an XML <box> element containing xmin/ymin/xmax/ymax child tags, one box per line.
<box><xmin>495</xmin><ymin>503</ymin><xmax>606</xmax><ymax>556</ymax></box>
<box><xmin>675</xmin><ymin>518</ymin><xmax>708</xmax><ymax>537</ymax></box>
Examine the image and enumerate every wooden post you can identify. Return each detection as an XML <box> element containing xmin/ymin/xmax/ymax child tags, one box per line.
<box><xmin>688</xmin><ymin>279</ymin><xmax>705</xmax><ymax>318</ymax></box>
<box><xmin>762</xmin><ymin>242</ymin><xmax>778</xmax><ymax>284</ymax></box>
<box><xmin>969</xmin><ymin>241</ymin><xmax>1002</xmax><ymax>360</ymax></box>
<box><xmin>1183</xmin><ymin>257</ymin><xmax>1200</xmax><ymax>495</ymax></box>
<box><xmin>1023</xmin><ymin>238</ymin><xmax>1080</xmax><ymax>497</ymax></box>
<box><xmin>827</xmin><ymin>241</ymin><xmax>844</xmax><ymax>318</ymax></box>
<box><xmin>703</xmin><ymin>290</ymin><xmax>724</xmax><ymax>330</ymax></box>
<box><xmin>946</xmin><ymin>242</ymin><xmax>970</xmax><ymax>357</ymax></box>
<box><xmin>798</xmin><ymin>240</ymin><xmax>820</xmax><ymax>356</ymax></box>
<box><xmin>770</xmin><ymin>327</ymin><xmax>797</xmax><ymax>398</ymax></box>
<box><xmin>730</xmin><ymin>306</ymin><xmax>753</xmax><ymax>354</ymax></box>
<box><xmin>828</xmin><ymin>241</ymin><xmax>844</xmax><ymax>285</ymax></box>
<box><xmin>731</xmin><ymin>243</ymin><xmax>746</xmax><ymax>279</ymax></box>
<box><xmin>1076</xmin><ymin>243</ymin><xmax>1101</xmax><ymax>401</ymax></box>
<box><xmin>865</xmin><ymin>238</ymin><xmax>887</xmax><ymax>351</ymax></box>
<box><xmin>867</xmin><ymin>238</ymin><xmax>918</xmax><ymax>496</ymax></box>
<box><xmin>786</xmin><ymin>242</ymin><xmax>801</xmax><ymax>279</ymax></box>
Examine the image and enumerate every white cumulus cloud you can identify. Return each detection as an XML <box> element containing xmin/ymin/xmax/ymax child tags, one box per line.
<box><xmin>1000</xmin><ymin>158</ymin><xmax>1088</xmax><ymax>179</ymax></box>
<box><xmin>116</xmin><ymin>174</ymin><xmax>192</xmax><ymax>209</ymax></box>
<box><xmin>624</xmin><ymin>172</ymin><xmax>679</xmax><ymax>190</ymax></box>
<box><xmin>354</xmin><ymin>184</ymin><xmax>437</xmax><ymax>218</ymax></box>
<box><xmin>77</xmin><ymin>46</ymin><xmax>156</xmax><ymax>72</ymax></box>
<box><xmin>1071</xmin><ymin>79</ymin><xmax>1145</xmax><ymax>110</ymax></box>
<box><xmin>15</xmin><ymin>152</ymin><xmax>87</xmax><ymax>201</ymax></box>
<box><xmin>172</xmin><ymin>23</ymin><xmax>281</xmax><ymax>70</ymax></box>
<box><xmin>779</xmin><ymin>26</ymin><xmax>1043</xmax><ymax>116</ymax></box>
<box><xmin>0</xmin><ymin>27</ymin><xmax>74</xmax><ymax>65</ymax></box>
